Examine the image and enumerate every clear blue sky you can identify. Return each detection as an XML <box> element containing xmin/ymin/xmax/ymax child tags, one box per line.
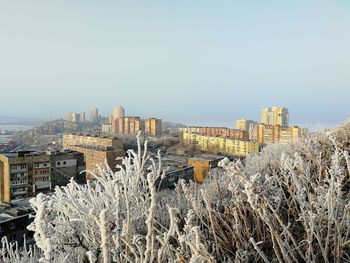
<box><xmin>0</xmin><ymin>1</ymin><xmax>349</xmax><ymax>127</ymax></box>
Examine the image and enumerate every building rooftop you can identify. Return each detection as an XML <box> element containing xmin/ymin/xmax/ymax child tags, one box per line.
<box><xmin>71</xmin><ymin>144</ymin><xmax>124</xmax><ymax>153</ymax></box>
<box><xmin>145</xmin><ymin>157</ymin><xmax>193</xmax><ymax>175</ymax></box>
<box><xmin>46</xmin><ymin>149</ymin><xmax>82</xmax><ymax>156</ymax></box>
<box><xmin>161</xmin><ymin>155</ymin><xmax>188</xmax><ymax>164</ymax></box>
<box><xmin>189</xmin><ymin>155</ymin><xmax>225</xmax><ymax>162</ymax></box>
<box><xmin>1</xmin><ymin>151</ymin><xmax>45</xmax><ymax>158</ymax></box>
<box><xmin>0</xmin><ymin>198</ymin><xmax>34</xmax><ymax>223</ymax></box>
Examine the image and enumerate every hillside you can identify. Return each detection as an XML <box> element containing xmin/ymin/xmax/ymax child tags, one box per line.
<box><xmin>2</xmin><ymin>120</ymin><xmax>350</xmax><ymax>262</ymax></box>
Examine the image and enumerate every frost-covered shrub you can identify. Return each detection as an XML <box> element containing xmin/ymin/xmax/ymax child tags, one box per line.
<box><xmin>25</xmin><ymin>133</ymin><xmax>212</xmax><ymax>263</ymax></box>
<box><xmin>2</xmin><ymin>121</ymin><xmax>350</xmax><ymax>262</ymax></box>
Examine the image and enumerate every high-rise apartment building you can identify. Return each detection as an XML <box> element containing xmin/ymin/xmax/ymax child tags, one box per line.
<box><xmin>261</xmin><ymin>107</ymin><xmax>289</xmax><ymax>127</ymax></box>
<box><xmin>102</xmin><ymin>124</ymin><xmax>112</xmax><ymax>134</ymax></box>
<box><xmin>80</xmin><ymin>112</ymin><xmax>85</xmax><ymax>123</ymax></box>
<box><xmin>113</xmin><ymin>105</ymin><xmax>125</xmax><ymax>119</ymax></box>
<box><xmin>89</xmin><ymin>107</ymin><xmax>99</xmax><ymax>123</ymax></box>
<box><xmin>144</xmin><ymin>118</ymin><xmax>162</xmax><ymax>136</ymax></box>
<box><xmin>108</xmin><ymin>115</ymin><xmax>113</xmax><ymax>124</ymax></box>
<box><xmin>112</xmin><ymin>116</ymin><xmax>142</xmax><ymax>135</ymax></box>
<box><xmin>66</xmin><ymin>112</ymin><xmax>80</xmax><ymax>123</ymax></box>
<box><xmin>66</xmin><ymin>112</ymin><xmax>85</xmax><ymax>123</ymax></box>
<box><xmin>236</xmin><ymin>119</ymin><xmax>257</xmax><ymax>132</ymax></box>
<box><xmin>252</xmin><ymin>124</ymin><xmax>308</xmax><ymax>144</ymax></box>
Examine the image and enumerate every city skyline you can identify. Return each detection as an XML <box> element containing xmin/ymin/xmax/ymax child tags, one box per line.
<box><xmin>0</xmin><ymin>1</ymin><xmax>349</xmax><ymax>127</ymax></box>
<box><xmin>0</xmin><ymin>103</ymin><xmax>344</xmax><ymax>130</ymax></box>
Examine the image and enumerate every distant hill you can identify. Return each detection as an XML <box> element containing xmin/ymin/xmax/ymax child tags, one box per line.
<box><xmin>0</xmin><ymin>115</ymin><xmax>44</xmax><ymax>125</ymax></box>
<box><xmin>163</xmin><ymin>121</ymin><xmax>186</xmax><ymax>130</ymax></box>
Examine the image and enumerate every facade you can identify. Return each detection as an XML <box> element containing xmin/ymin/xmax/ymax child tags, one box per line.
<box><xmin>66</xmin><ymin>112</ymin><xmax>80</xmax><ymax>123</ymax></box>
<box><xmin>144</xmin><ymin>118</ymin><xmax>162</xmax><ymax>136</ymax></box>
<box><xmin>0</xmin><ymin>152</ymin><xmax>51</xmax><ymax>203</ymax></box>
<box><xmin>63</xmin><ymin>134</ymin><xmax>125</xmax><ymax>180</ymax></box>
<box><xmin>102</xmin><ymin>124</ymin><xmax>112</xmax><ymax>135</ymax></box>
<box><xmin>64</xmin><ymin>121</ymin><xmax>79</xmax><ymax>131</ymax></box>
<box><xmin>179</xmin><ymin>127</ymin><xmax>249</xmax><ymax>140</ymax></box>
<box><xmin>236</xmin><ymin>119</ymin><xmax>257</xmax><ymax>132</ymax></box>
<box><xmin>261</xmin><ymin>106</ymin><xmax>289</xmax><ymax>127</ymax></box>
<box><xmin>80</xmin><ymin>112</ymin><xmax>86</xmax><ymax>123</ymax></box>
<box><xmin>113</xmin><ymin>105</ymin><xmax>125</xmax><ymax>119</ymax></box>
<box><xmin>49</xmin><ymin>151</ymin><xmax>85</xmax><ymax>188</ymax></box>
<box><xmin>0</xmin><ymin>150</ymin><xmax>86</xmax><ymax>203</ymax></box>
<box><xmin>66</xmin><ymin>112</ymin><xmax>85</xmax><ymax>123</ymax></box>
<box><xmin>182</xmin><ymin>132</ymin><xmax>259</xmax><ymax>157</ymax></box>
<box><xmin>108</xmin><ymin>115</ymin><xmax>113</xmax><ymax>124</ymax></box>
<box><xmin>113</xmin><ymin>116</ymin><xmax>142</xmax><ymax>135</ymax></box>
<box><xmin>188</xmin><ymin>156</ymin><xmax>224</xmax><ymax>183</ymax></box>
<box><xmin>89</xmin><ymin>107</ymin><xmax>99</xmax><ymax>123</ymax></box>
<box><xmin>252</xmin><ymin>124</ymin><xmax>308</xmax><ymax>144</ymax></box>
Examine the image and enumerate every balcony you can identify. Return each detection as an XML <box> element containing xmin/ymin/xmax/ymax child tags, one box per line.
<box><xmin>12</xmin><ymin>189</ymin><xmax>28</xmax><ymax>195</ymax></box>
<box><xmin>34</xmin><ymin>162</ymin><xmax>50</xmax><ymax>168</ymax></box>
<box><xmin>10</xmin><ymin>180</ymin><xmax>28</xmax><ymax>186</ymax></box>
<box><xmin>35</xmin><ymin>181</ymin><xmax>50</xmax><ymax>189</ymax></box>
<box><xmin>10</xmin><ymin>167</ymin><xmax>27</xmax><ymax>173</ymax></box>
<box><xmin>33</xmin><ymin>169</ymin><xmax>50</xmax><ymax>175</ymax></box>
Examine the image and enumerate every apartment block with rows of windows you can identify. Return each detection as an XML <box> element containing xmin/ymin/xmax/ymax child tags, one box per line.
<box><xmin>0</xmin><ymin>151</ymin><xmax>51</xmax><ymax>203</ymax></box>
<box><xmin>0</xmin><ymin>150</ymin><xmax>85</xmax><ymax>203</ymax></box>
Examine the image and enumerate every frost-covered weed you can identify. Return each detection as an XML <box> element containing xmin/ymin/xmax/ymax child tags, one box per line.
<box><xmin>2</xmin><ymin>121</ymin><xmax>350</xmax><ymax>262</ymax></box>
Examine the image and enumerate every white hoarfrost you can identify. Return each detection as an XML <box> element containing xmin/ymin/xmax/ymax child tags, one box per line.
<box><xmin>2</xmin><ymin>121</ymin><xmax>350</xmax><ymax>262</ymax></box>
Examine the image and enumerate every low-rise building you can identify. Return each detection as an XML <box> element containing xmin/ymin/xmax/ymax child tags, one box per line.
<box><xmin>156</xmin><ymin>161</ymin><xmax>194</xmax><ymax>190</ymax></box>
<box><xmin>188</xmin><ymin>156</ymin><xmax>224</xmax><ymax>183</ymax></box>
<box><xmin>0</xmin><ymin>199</ymin><xmax>34</xmax><ymax>246</ymax></box>
<box><xmin>49</xmin><ymin>150</ymin><xmax>85</xmax><ymax>188</ymax></box>
<box><xmin>63</xmin><ymin>134</ymin><xmax>125</xmax><ymax>180</ymax></box>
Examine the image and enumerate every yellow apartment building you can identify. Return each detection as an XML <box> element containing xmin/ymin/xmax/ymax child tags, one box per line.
<box><xmin>236</xmin><ymin>119</ymin><xmax>257</xmax><ymax>132</ymax></box>
<box><xmin>261</xmin><ymin>106</ymin><xmax>289</xmax><ymax>127</ymax></box>
<box><xmin>252</xmin><ymin>124</ymin><xmax>308</xmax><ymax>144</ymax></box>
<box><xmin>144</xmin><ymin>118</ymin><xmax>162</xmax><ymax>136</ymax></box>
<box><xmin>182</xmin><ymin>132</ymin><xmax>259</xmax><ymax>157</ymax></box>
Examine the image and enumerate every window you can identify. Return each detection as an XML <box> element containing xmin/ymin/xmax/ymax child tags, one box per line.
<box><xmin>34</xmin><ymin>170</ymin><xmax>49</xmax><ymax>175</ymax></box>
<box><xmin>35</xmin><ymin>176</ymin><xmax>49</xmax><ymax>182</ymax></box>
<box><xmin>34</xmin><ymin>162</ymin><xmax>49</xmax><ymax>168</ymax></box>
<box><xmin>11</xmin><ymin>164</ymin><xmax>26</xmax><ymax>170</ymax></box>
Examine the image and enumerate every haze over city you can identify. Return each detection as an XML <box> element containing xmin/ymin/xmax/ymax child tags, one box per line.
<box><xmin>2</xmin><ymin>1</ymin><xmax>350</xmax><ymax>262</ymax></box>
<box><xmin>1</xmin><ymin>0</ymin><xmax>350</xmax><ymax>127</ymax></box>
